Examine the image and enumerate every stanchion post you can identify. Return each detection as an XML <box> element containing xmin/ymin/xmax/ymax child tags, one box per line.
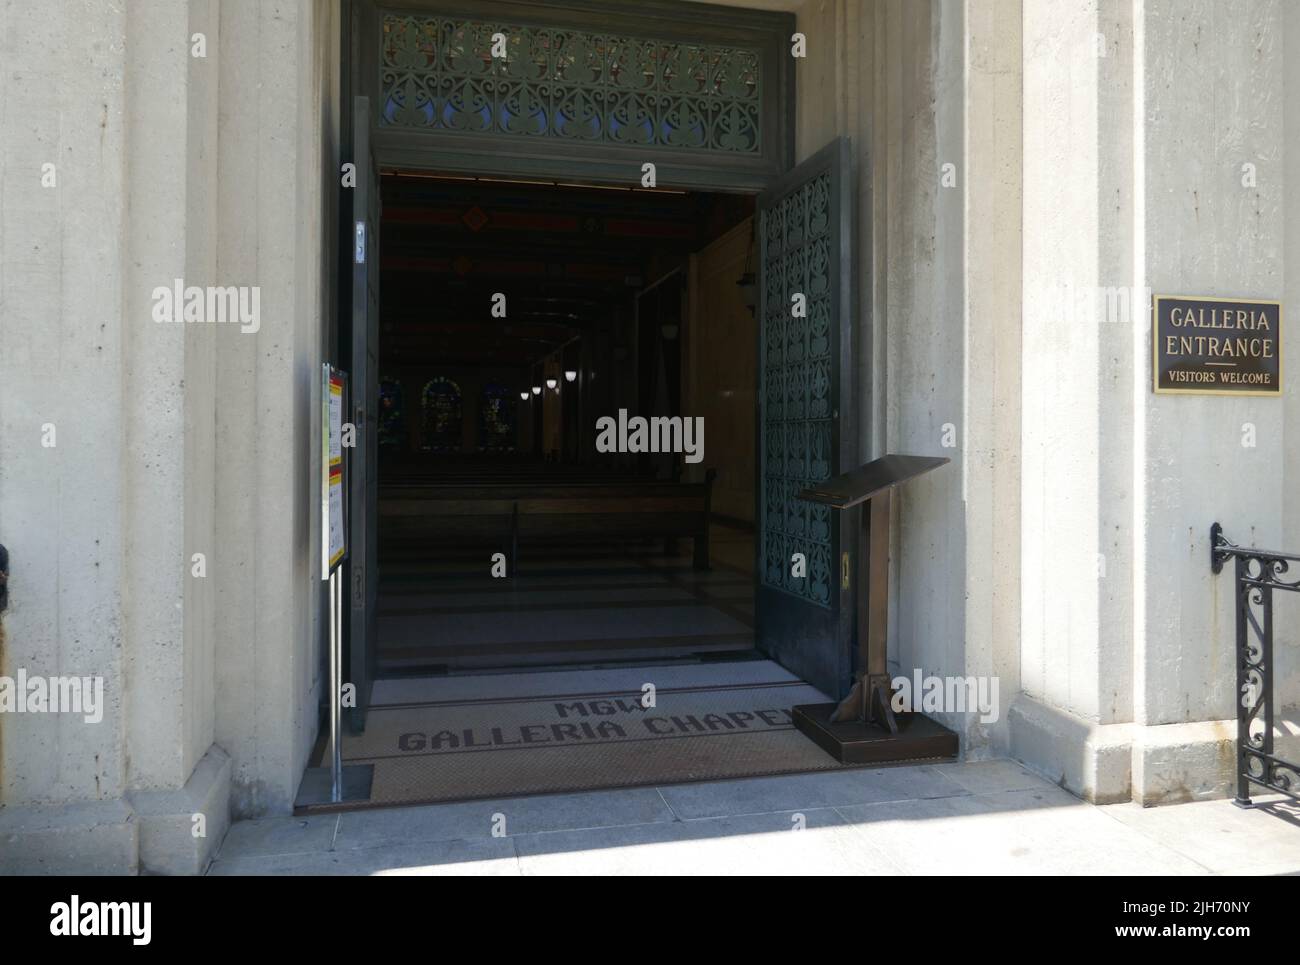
<box><xmin>294</xmin><ymin>364</ymin><xmax>373</xmax><ymax>810</ymax></box>
<box><xmin>330</xmin><ymin>570</ymin><xmax>342</xmax><ymax>804</ymax></box>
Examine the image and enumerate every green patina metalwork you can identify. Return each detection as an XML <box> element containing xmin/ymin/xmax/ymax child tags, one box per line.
<box><xmin>379</xmin><ymin>13</ymin><xmax>763</xmax><ymax>155</ymax></box>
<box><xmin>760</xmin><ymin>171</ymin><xmax>834</xmax><ymax>608</ymax></box>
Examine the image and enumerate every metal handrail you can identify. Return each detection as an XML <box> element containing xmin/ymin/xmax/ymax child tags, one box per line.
<box><xmin>1210</xmin><ymin>523</ymin><xmax>1300</xmax><ymax>806</ymax></box>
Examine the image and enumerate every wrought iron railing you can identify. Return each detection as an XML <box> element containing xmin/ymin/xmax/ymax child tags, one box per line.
<box><xmin>1211</xmin><ymin>523</ymin><xmax>1300</xmax><ymax>805</ymax></box>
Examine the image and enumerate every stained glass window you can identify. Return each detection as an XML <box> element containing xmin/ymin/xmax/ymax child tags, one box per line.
<box><xmin>420</xmin><ymin>377</ymin><xmax>463</xmax><ymax>451</ymax></box>
<box><xmin>378</xmin><ymin>377</ymin><xmax>405</xmax><ymax>450</ymax></box>
<box><xmin>478</xmin><ymin>382</ymin><xmax>516</xmax><ymax>452</ymax></box>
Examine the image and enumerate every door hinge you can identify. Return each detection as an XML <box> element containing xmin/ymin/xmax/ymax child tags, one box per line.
<box><xmin>354</xmin><ymin>221</ymin><xmax>366</xmax><ymax>264</ymax></box>
<box><xmin>841</xmin><ymin>552</ymin><xmax>851</xmax><ymax>590</ymax></box>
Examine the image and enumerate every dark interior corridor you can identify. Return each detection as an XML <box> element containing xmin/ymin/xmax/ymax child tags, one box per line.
<box><xmin>373</xmin><ymin>173</ymin><xmax>758</xmax><ymax>673</ymax></box>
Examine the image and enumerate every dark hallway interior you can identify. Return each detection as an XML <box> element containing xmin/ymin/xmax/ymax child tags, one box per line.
<box><xmin>373</xmin><ymin>173</ymin><xmax>758</xmax><ymax>673</ymax></box>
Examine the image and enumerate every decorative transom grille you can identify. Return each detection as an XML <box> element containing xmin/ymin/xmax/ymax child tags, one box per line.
<box><xmin>379</xmin><ymin>13</ymin><xmax>763</xmax><ymax>154</ymax></box>
<box><xmin>760</xmin><ymin>172</ymin><xmax>834</xmax><ymax>608</ymax></box>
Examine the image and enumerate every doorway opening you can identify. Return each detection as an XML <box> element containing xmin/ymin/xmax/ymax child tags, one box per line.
<box><xmin>300</xmin><ymin>139</ymin><xmax>881</xmax><ymax>813</ymax></box>
<box><xmin>373</xmin><ymin>172</ymin><xmax>759</xmax><ymax>676</ymax></box>
<box><xmin>300</xmin><ymin>4</ymin><xmax>876</xmax><ymax>813</ymax></box>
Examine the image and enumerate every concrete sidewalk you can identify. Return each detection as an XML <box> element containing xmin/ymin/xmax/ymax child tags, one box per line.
<box><xmin>207</xmin><ymin>760</ymin><xmax>1299</xmax><ymax>875</ymax></box>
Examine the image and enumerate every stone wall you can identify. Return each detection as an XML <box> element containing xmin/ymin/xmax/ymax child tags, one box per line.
<box><xmin>0</xmin><ymin>0</ymin><xmax>336</xmax><ymax>873</ymax></box>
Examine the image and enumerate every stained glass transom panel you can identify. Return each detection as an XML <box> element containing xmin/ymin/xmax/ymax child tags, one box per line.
<box><xmin>759</xmin><ymin>172</ymin><xmax>834</xmax><ymax>608</ymax></box>
<box><xmin>379</xmin><ymin>13</ymin><xmax>763</xmax><ymax>155</ymax></box>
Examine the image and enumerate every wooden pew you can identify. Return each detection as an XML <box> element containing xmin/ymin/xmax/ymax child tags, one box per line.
<box><xmin>378</xmin><ymin>470</ymin><xmax>717</xmax><ymax>570</ymax></box>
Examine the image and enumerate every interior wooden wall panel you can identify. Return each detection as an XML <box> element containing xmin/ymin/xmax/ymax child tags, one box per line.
<box><xmin>687</xmin><ymin>216</ymin><xmax>756</xmax><ymax>523</ymax></box>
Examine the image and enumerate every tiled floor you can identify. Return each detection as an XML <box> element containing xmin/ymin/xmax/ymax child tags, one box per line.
<box><xmin>377</xmin><ymin>524</ymin><xmax>756</xmax><ymax>671</ymax></box>
<box><xmin>209</xmin><ymin>759</ymin><xmax>1300</xmax><ymax>875</ymax></box>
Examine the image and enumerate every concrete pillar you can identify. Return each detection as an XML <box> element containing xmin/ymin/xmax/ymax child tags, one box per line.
<box><xmin>0</xmin><ymin>0</ymin><xmax>333</xmax><ymax>873</ymax></box>
<box><xmin>878</xmin><ymin>0</ymin><xmax>1022</xmax><ymax>757</ymax></box>
<box><xmin>213</xmin><ymin>0</ymin><xmax>330</xmax><ymax>819</ymax></box>
<box><xmin>1013</xmin><ymin>0</ymin><xmax>1138</xmax><ymax>802</ymax></box>
<box><xmin>0</xmin><ymin>0</ymin><xmax>231</xmax><ymax>874</ymax></box>
<box><xmin>1013</xmin><ymin>0</ymin><xmax>1286</xmax><ymax>804</ymax></box>
<box><xmin>1130</xmin><ymin>0</ymin><xmax>1284</xmax><ymax>803</ymax></box>
<box><xmin>1285</xmin><ymin>9</ymin><xmax>1300</xmax><ymax>729</ymax></box>
<box><xmin>0</xmin><ymin>0</ymin><xmax>134</xmax><ymax>870</ymax></box>
<box><xmin>118</xmin><ymin>0</ymin><xmax>230</xmax><ymax>876</ymax></box>
<box><xmin>881</xmin><ymin>0</ymin><xmax>974</xmax><ymax>746</ymax></box>
<box><xmin>960</xmin><ymin>0</ymin><xmax>1022</xmax><ymax>756</ymax></box>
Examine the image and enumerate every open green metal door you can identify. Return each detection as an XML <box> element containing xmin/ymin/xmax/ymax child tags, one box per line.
<box><xmin>755</xmin><ymin>137</ymin><xmax>859</xmax><ymax>700</ymax></box>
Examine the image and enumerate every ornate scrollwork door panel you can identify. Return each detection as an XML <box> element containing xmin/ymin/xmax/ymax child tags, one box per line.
<box><xmin>755</xmin><ymin>138</ymin><xmax>858</xmax><ymax>699</ymax></box>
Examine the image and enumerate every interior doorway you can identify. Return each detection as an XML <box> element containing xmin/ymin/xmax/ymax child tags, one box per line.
<box><xmin>371</xmin><ymin>172</ymin><xmax>760</xmax><ymax>676</ymax></box>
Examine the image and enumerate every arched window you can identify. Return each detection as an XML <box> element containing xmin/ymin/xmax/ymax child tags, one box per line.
<box><xmin>478</xmin><ymin>382</ymin><xmax>516</xmax><ymax>452</ymax></box>
<box><xmin>420</xmin><ymin>377</ymin><xmax>463</xmax><ymax>451</ymax></box>
<box><xmin>378</xmin><ymin>377</ymin><xmax>405</xmax><ymax>450</ymax></box>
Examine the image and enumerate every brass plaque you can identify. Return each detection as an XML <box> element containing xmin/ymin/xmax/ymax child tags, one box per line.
<box><xmin>1153</xmin><ymin>295</ymin><xmax>1281</xmax><ymax>395</ymax></box>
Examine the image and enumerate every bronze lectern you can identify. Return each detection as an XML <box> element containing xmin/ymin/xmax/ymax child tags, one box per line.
<box><xmin>791</xmin><ymin>454</ymin><xmax>959</xmax><ymax>764</ymax></box>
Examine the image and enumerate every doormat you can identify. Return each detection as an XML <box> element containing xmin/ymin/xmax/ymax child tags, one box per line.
<box><xmin>299</xmin><ymin>669</ymin><xmax>952</xmax><ymax>811</ymax></box>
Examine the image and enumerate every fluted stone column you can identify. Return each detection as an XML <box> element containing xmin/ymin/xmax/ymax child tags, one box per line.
<box><xmin>0</xmin><ymin>0</ymin><xmax>334</xmax><ymax>873</ymax></box>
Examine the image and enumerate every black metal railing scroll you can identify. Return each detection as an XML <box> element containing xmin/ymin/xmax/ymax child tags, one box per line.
<box><xmin>1211</xmin><ymin>522</ymin><xmax>1300</xmax><ymax>806</ymax></box>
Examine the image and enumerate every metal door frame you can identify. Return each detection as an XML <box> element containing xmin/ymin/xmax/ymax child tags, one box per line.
<box><xmin>346</xmin><ymin>95</ymin><xmax>381</xmax><ymax>732</ymax></box>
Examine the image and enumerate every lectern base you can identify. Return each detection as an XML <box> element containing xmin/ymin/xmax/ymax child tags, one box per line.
<box><xmin>791</xmin><ymin>703</ymin><xmax>959</xmax><ymax>765</ymax></box>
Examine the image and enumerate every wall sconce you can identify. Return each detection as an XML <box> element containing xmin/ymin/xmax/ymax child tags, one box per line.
<box><xmin>520</xmin><ymin>391</ymin><xmax>530</xmax><ymax>401</ymax></box>
<box><xmin>564</xmin><ymin>370</ymin><xmax>577</xmax><ymax>383</ymax></box>
<box><xmin>531</xmin><ymin>385</ymin><xmax>542</xmax><ymax>396</ymax></box>
<box><xmin>546</xmin><ymin>378</ymin><xmax>558</xmax><ymax>390</ymax></box>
